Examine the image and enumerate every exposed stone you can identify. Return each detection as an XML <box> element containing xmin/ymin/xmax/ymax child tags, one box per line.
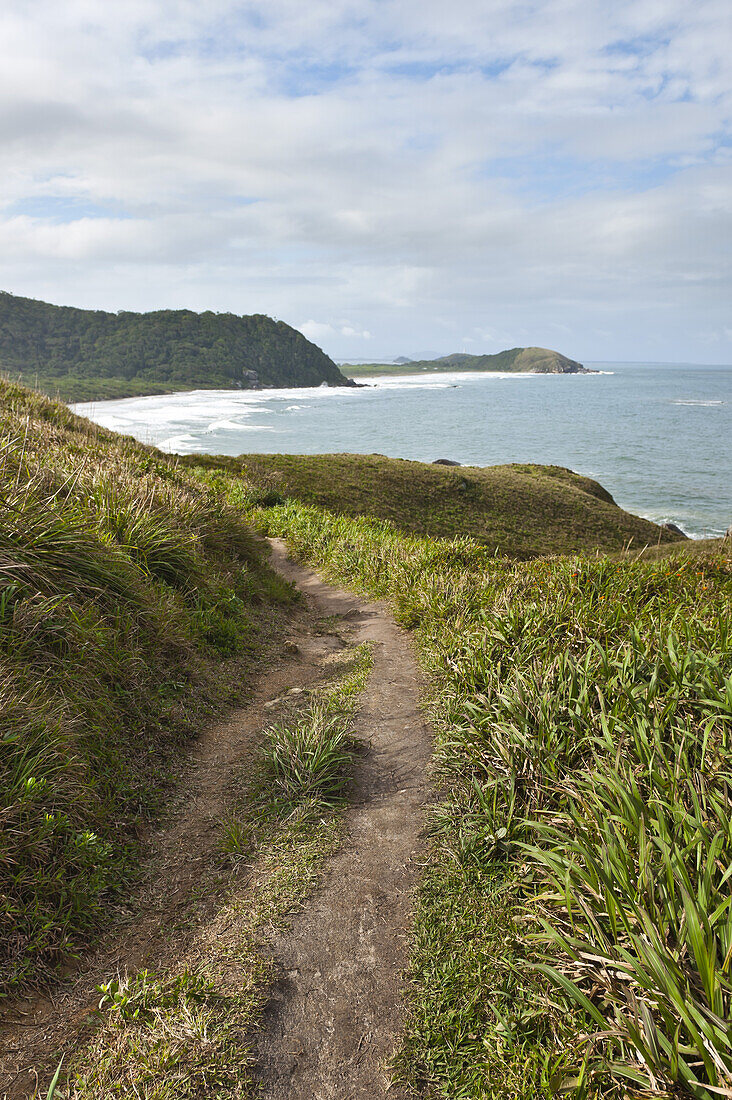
<box><xmin>661</xmin><ymin>522</ymin><xmax>688</xmax><ymax>539</ymax></box>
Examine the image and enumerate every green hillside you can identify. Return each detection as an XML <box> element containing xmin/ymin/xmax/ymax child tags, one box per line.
<box><xmin>343</xmin><ymin>346</ymin><xmax>590</xmax><ymax>376</ymax></box>
<box><xmin>186</xmin><ymin>452</ymin><xmax>683</xmax><ymax>559</ymax></box>
<box><xmin>0</xmin><ymin>290</ymin><xmax>353</xmax><ymax>401</ymax></box>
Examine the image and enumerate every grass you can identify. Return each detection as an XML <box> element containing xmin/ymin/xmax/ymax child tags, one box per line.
<box><xmin>218</xmin><ymin>490</ymin><xmax>732</xmax><ymax>1099</ymax></box>
<box><xmin>23</xmin><ymin>376</ymin><xmax>201</xmax><ymax>403</ymax></box>
<box><xmin>0</xmin><ymin>379</ymin><xmax>294</xmax><ymax>997</ymax></box>
<box><xmin>50</xmin><ymin>644</ymin><xmax>373</xmax><ymax>1099</ymax></box>
<box><xmin>185</xmin><ymin>452</ymin><xmax>683</xmax><ymax>559</ymax></box>
<box><xmin>260</xmin><ymin>706</ymin><xmax>354</xmax><ymax>807</ymax></box>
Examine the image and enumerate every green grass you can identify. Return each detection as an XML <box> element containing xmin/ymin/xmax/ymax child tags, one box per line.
<box><xmin>38</xmin><ymin>376</ymin><xmax>202</xmax><ymax>403</ymax></box>
<box><xmin>185</xmin><ymin>452</ymin><xmax>682</xmax><ymax>560</ymax></box>
<box><xmin>222</xmin><ymin>491</ymin><xmax>732</xmax><ymax>1099</ymax></box>
<box><xmin>0</xmin><ymin>379</ymin><xmax>294</xmax><ymax>996</ymax></box>
<box><xmin>260</xmin><ymin>707</ymin><xmax>354</xmax><ymax>807</ymax></box>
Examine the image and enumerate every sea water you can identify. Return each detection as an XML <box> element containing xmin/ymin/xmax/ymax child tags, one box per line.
<box><xmin>72</xmin><ymin>362</ymin><xmax>732</xmax><ymax>539</ymax></box>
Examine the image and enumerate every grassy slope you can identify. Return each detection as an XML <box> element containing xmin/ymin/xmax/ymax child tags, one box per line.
<box><xmin>30</xmin><ymin>376</ymin><xmax>203</xmax><ymax>403</ymax></box>
<box><xmin>187</xmin><ymin>452</ymin><xmax>682</xmax><ymax>559</ymax></box>
<box><xmin>233</xmin><ymin>494</ymin><xmax>731</xmax><ymax>1099</ymax></box>
<box><xmin>5</xmin><ymin>380</ymin><xmax>729</xmax><ymax>1097</ymax></box>
<box><xmin>0</xmin><ymin>380</ymin><xmax>293</xmax><ymax>994</ymax></box>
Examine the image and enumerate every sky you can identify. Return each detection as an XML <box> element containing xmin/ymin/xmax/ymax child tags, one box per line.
<box><xmin>0</xmin><ymin>0</ymin><xmax>730</xmax><ymax>363</ymax></box>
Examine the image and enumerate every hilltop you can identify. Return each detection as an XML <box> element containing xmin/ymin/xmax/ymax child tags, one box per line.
<box><xmin>185</xmin><ymin>451</ymin><xmax>683</xmax><ymax>558</ymax></box>
<box><xmin>0</xmin><ymin>290</ymin><xmax>353</xmax><ymax>401</ymax></box>
<box><xmin>343</xmin><ymin>346</ymin><xmax>591</xmax><ymax>376</ymax></box>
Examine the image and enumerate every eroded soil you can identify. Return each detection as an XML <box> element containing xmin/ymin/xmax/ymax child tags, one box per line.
<box><xmin>256</xmin><ymin>539</ymin><xmax>432</xmax><ymax>1099</ymax></box>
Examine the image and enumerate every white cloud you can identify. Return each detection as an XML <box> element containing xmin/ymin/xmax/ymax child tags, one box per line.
<box><xmin>0</xmin><ymin>0</ymin><xmax>729</xmax><ymax>360</ymax></box>
<box><xmin>299</xmin><ymin>321</ymin><xmax>372</xmax><ymax>343</ymax></box>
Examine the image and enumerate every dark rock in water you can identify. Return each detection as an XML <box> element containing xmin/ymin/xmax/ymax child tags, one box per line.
<box><xmin>433</xmin><ymin>458</ymin><xmax>461</xmax><ymax>466</ymax></box>
<box><xmin>662</xmin><ymin>522</ymin><xmax>688</xmax><ymax>539</ymax></box>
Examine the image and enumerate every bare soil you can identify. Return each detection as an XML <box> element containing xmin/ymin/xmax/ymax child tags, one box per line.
<box><xmin>0</xmin><ymin>538</ymin><xmax>432</xmax><ymax>1099</ymax></box>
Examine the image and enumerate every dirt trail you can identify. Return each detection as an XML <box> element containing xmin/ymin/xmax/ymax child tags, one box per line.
<box><xmin>0</xmin><ymin>539</ymin><xmax>432</xmax><ymax>1099</ymax></box>
<box><xmin>256</xmin><ymin>539</ymin><xmax>432</xmax><ymax>1099</ymax></box>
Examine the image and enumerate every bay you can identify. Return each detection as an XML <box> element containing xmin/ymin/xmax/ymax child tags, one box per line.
<box><xmin>73</xmin><ymin>361</ymin><xmax>732</xmax><ymax>539</ymax></box>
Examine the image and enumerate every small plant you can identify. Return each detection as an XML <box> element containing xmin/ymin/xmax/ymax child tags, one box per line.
<box><xmin>261</xmin><ymin>705</ymin><xmax>354</xmax><ymax>807</ymax></box>
<box><xmin>219</xmin><ymin>815</ymin><xmax>253</xmax><ymax>858</ymax></box>
<box><xmin>44</xmin><ymin>1058</ymin><xmax>64</xmax><ymax>1099</ymax></box>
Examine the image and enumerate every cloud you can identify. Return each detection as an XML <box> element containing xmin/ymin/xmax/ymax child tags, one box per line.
<box><xmin>0</xmin><ymin>0</ymin><xmax>729</xmax><ymax>360</ymax></box>
<box><xmin>299</xmin><ymin>321</ymin><xmax>372</xmax><ymax>343</ymax></box>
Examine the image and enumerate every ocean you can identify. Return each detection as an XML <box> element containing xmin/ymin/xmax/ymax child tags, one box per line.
<box><xmin>72</xmin><ymin>361</ymin><xmax>732</xmax><ymax>539</ymax></box>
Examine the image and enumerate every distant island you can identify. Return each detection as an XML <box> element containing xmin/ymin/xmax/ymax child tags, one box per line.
<box><xmin>0</xmin><ymin>291</ymin><xmax>354</xmax><ymax>402</ymax></box>
<box><xmin>343</xmin><ymin>347</ymin><xmax>594</xmax><ymax>376</ymax></box>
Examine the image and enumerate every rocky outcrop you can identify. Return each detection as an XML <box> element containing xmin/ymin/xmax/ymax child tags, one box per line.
<box><xmin>661</xmin><ymin>522</ymin><xmax>689</xmax><ymax>539</ymax></box>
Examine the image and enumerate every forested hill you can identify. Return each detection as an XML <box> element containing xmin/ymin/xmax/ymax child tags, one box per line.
<box><xmin>0</xmin><ymin>291</ymin><xmax>353</xmax><ymax>401</ymax></box>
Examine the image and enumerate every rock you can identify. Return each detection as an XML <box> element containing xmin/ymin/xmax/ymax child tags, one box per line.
<box><xmin>433</xmin><ymin>458</ymin><xmax>461</xmax><ymax>466</ymax></box>
<box><xmin>661</xmin><ymin>522</ymin><xmax>688</xmax><ymax>539</ymax></box>
<box><xmin>283</xmin><ymin>640</ymin><xmax>299</xmax><ymax>655</ymax></box>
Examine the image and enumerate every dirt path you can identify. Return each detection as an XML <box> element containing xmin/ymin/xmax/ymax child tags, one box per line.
<box><xmin>0</xmin><ymin>539</ymin><xmax>432</xmax><ymax>1099</ymax></box>
<box><xmin>255</xmin><ymin>539</ymin><xmax>432</xmax><ymax>1099</ymax></box>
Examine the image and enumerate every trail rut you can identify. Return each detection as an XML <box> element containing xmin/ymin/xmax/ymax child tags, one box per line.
<box><xmin>256</xmin><ymin>539</ymin><xmax>432</xmax><ymax>1099</ymax></box>
<box><xmin>0</xmin><ymin>538</ymin><xmax>432</xmax><ymax>1099</ymax></box>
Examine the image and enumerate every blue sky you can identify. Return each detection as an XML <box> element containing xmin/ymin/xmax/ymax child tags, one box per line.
<box><xmin>0</xmin><ymin>0</ymin><xmax>730</xmax><ymax>362</ymax></box>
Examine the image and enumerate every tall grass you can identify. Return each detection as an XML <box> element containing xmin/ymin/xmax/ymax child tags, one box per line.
<box><xmin>0</xmin><ymin>381</ymin><xmax>292</xmax><ymax>995</ymax></box>
<box><xmin>240</xmin><ymin>497</ymin><xmax>731</xmax><ymax>1098</ymax></box>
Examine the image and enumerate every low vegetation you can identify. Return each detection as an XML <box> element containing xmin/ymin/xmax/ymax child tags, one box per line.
<box><xmin>0</xmin><ymin>290</ymin><xmax>352</xmax><ymax>402</ymax></box>
<box><xmin>225</xmin><ymin>491</ymin><xmax>731</xmax><ymax>1099</ymax></box>
<box><xmin>0</xmin><ymin>379</ymin><xmax>294</xmax><ymax>995</ymax></box>
<box><xmin>188</xmin><ymin>452</ymin><xmax>683</xmax><ymax>558</ymax></box>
